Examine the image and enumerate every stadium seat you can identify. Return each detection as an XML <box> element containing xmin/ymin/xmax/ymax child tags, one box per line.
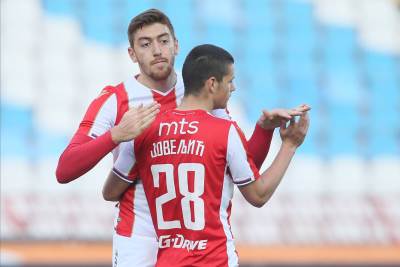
<box><xmin>328</xmin><ymin>103</ymin><xmax>360</xmax><ymax>155</ymax></box>
<box><xmin>0</xmin><ymin>104</ymin><xmax>34</xmax><ymax>157</ymax></box>
<box><xmin>322</xmin><ymin>27</ymin><xmax>357</xmax><ymax>60</ymax></box>
<box><xmin>243</xmin><ymin>0</ymin><xmax>274</xmax><ymax>27</ymax></box>
<box><xmin>283</xmin><ymin>0</ymin><xmax>315</xmax><ymax>28</ymax></box>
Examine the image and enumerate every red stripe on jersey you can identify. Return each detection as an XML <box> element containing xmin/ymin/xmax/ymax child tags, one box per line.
<box><xmin>115</xmin><ymin>162</ymin><xmax>139</xmax><ymax>236</ymax></box>
<box><xmin>77</xmin><ymin>86</ymin><xmax>116</xmax><ymax>135</ymax></box>
<box><xmin>115</xmin><ymin>186</ymin><xmax>136</xmax><ymax>237</ymax></box>
<box><xmin>114</xmin><ymin>83</ymin><xmax>129</xmax><ymax>125</ymax></box>
<box><xmin>151</xmin><ymin>89</ymin><xmax>178</xmax><ymax>112</ymax></box>
<box><xmin>226</xmin><ymin>201</ymin><xmax>239</xmax><ymax>259</ymax></box>
<box><xmin>232</xmin><ymin>122</ymin><xmax>260</xmax><ymax>178</ymax></box>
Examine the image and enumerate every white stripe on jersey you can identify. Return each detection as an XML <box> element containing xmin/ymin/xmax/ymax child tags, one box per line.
<box><xmin>88</xmin><ymin>94</ymin><xmax>117</xmax><ymax>138</ymax></box>
<box><xmin>227</xmin><ymin>125</ymin><xmax>257</xmax><ymax>185</ymax></box>
<box><xmin>124</xmin><ymin>77</ymin><xmax>160</xmax><ymax>107</ymax></box>
<box><xmin>114</xmin><ymin>141</ymin><xmax>135</xmax><ymax>181</ymax></box>
<box><xmin>220</xmin><ymin>169</ymin><xmax>239</xmax><ymax>267</ymax></box>
<box><xmin>123</xmin><ymin>74</ymin><xmax>185</xmax><ymax>107</ymax></box>
<box><xmin>132</xmin><ymin>183</ymin><xmax>157</xmax><ymax>237</ymax></box>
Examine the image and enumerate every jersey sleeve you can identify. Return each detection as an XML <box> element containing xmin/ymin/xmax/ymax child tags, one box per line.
<box><xmin>211</xmin><ymin>108</ymin><xmax>273</xmax><ymax>170</ymax></box>
<box><xmin>226</xmin><ymin>124</ymin><xmax>260</xmax><ymax>186</ymax></box>
<box><xmin>77</xmin><ymin>87</ymin><xmax>118</xmax><ymax>138</ymax></box>
<box><xmin>56</xmin><ymin>131</ymin><xmax>118</xmax><ymax>183</ymax></box>
<box><xmin>112</xmin><ymin>141</ymin><xmax>137</xmax><ymax>183</ymax></box>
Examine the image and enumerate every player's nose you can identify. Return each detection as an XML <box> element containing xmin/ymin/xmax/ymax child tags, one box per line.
<box><xmin>152</xmin><ymin>42</ymin><xmax>162</xmax><ymax>55</ymax></box>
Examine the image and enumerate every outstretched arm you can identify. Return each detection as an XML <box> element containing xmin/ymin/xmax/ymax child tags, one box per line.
<box><xmin>240</xmin><ymin>111</ymin><xmax>310</xmax><ymax>207</ymax></box>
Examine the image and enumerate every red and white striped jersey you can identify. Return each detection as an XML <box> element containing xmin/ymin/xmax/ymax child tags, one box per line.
<box><xmin>76</xmin><ymin>74</ymin><xmax>183</xmax><ymax>238</ymax></box>
<box><xmin>76</xmin><ymin>73</ymin><xmax>234</xmax><ymax>238</ymax></box>
<box><xmin>113</xmin><ymin>109</ymin><xmax>260</xmax><ymax>267</ymax></box>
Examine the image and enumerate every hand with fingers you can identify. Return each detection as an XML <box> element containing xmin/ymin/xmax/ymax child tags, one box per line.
<box><xmin>257</xmin><ymin>104</ymin><xmax>311</xmax><ymax>130</ymax></box>
<box><xmin>279</xmin><ymin>111</ymin><xmax>310</xmax><ymax>148</ymax></box>
<box><xmin>110</xmin><ymin>102</ymin><xmax>161</xmax><ymax>144</ymax></box>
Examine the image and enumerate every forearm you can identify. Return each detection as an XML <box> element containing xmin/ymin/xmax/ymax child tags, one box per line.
<box><xmin>247</xmin><ymin>124</ymin><xmax>274</xmax><ymax>169</ymax></box>
<box><xmin>254</xmin><ymin>142</ymin><xmax>297</xmax><ymax>204</ymax></box>
<box><xmin>56</xmin><ymin>131</ymin><xmax>118</xmax><ymax>183</ymax></box>
<box><xmin>103</xmin><ymin>171</ymin><xmax>131</xmax><ymax>201</ymax></box>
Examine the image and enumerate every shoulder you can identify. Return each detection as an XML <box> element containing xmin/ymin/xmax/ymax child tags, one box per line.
<box><xmin>202</xmin><ymin>112</ymin><xmax>234</xmax><ymax>131</ymax></box>
<box><xmin>95</xmin><ymin>83</ymin><xmax>129</xmax><ymax>107</ymax></box>
<box><xmin>106</xmin><ymin>82</ymin><xmax>128</xmax><ymax>96</ymax></box>
<box><xmin>101</xmin><ymin>81</ymin><xmax>125</xmax><ymax>92</ymax></box>
<box><xmin>207</xmin><ymin>111</ymin><xmax>232</xmax><ymax>123</ymax></box>
<box><xmin>90</xmin><ymin>83</ymin><xmax>128</xmax><ymax>120</ymax></box>
<box><xmin>92</xmin><ymin>83</ymin><xmax>125</xmax><ymax>100</ymax></box>
<box><xmin>210</xmin><ymin>108</ymin><xmax>232</xmax><ymax>121</ymax></box>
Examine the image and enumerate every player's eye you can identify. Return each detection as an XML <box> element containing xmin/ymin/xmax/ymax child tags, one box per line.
<box><xmin>160</xmin><ymin>38</ymin><xmax>169</xmax><ymax>45</ymax></box>
<box><xmin>140</xmin><ymin>42</ymin><xmax>151</xmax><ymax>48</ymax></box>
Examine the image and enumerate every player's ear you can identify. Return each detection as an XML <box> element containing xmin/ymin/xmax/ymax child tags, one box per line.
<box><xmin>128</xmin><ymin>47</ymin><xmax>138</xmax><ymax>63</ymax></box>
<box><xmin>207</xmin><ymin>77</ymin><xmax>218</xmax><ymax>94</ymax></box>
<box><xmin>174</xmin><ymin>38</ymin><xmax>179</xmax><ymax>55</ymax></box>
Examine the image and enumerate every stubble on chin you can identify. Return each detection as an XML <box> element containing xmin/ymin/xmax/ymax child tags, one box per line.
<box><xmin>150</xmin><ymin>65</ymin><xmax>173</xmax><ymax>81</ymax></box>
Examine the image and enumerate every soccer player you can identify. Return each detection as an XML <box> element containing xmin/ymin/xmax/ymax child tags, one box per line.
<box><xmin>56</xmin><ymin>9</ymin><xmax>309</xmax><ymax>267</ymax></box>
<box><xmin>105</xmin><ymin>44</ymin><xmax>310</xmax><ymax>266</ymax></box>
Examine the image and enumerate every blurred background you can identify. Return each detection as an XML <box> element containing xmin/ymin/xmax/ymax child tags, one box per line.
<box><xmin>1</xmin><ymin>0</ymin><xmax>399</xmax><ymax>266</ymax></box>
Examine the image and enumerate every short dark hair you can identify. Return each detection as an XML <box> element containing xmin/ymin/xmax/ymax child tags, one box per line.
<box><xmin>182</xmin><ymin>44</ymin><xmax>234</xmax><ymax>96</ymax></box>
<box><xmin>128</xmin><ymin>9</ymin><xmax>175</xmax><ymax>47</ymax></box>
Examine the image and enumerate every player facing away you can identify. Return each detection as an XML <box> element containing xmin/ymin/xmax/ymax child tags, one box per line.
<box><xmin>56</xmin><ymin>9</ymin><xmax>310</xmax><ymax>267</ymax></box>
<box><xmin>105</xmin><ymin>44</ymin><xmax>310</xmax><ymax>266</ymax></box>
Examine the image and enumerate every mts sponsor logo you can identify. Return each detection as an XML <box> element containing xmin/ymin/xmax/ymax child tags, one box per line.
<box><xmin>159</xmin><ymin>118</ymin><xmax>199</xmax><ymax>136</ymax></box>
<box><xmin>159</xmin><ymin>234</ymin><xmax>207</xmax><ymax>251</ymax></box>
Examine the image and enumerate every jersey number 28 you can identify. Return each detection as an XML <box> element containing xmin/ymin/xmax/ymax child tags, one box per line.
<box><xmin>151</xmin><ymin>163</ymin><xmax>205</xmax><ymax>230</ymax></box>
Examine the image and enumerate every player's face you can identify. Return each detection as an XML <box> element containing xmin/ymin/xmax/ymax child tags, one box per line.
<box><xmin>128</xmin><ymin>23</ymin><xmax>178</xmax><ymax>81</ymax></box>
<box><xmin>214</xmin><ymin>64</ymin><xmax>235</xmax><ymax>109</ymax></box>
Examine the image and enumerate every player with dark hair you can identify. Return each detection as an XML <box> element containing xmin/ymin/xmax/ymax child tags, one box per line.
<box><xmin>105</xmin><ymin>44</ymin><xmax>310</xmax><ymax>266</ymax></box>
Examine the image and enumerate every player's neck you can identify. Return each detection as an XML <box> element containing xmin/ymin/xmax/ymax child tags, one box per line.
<box><xmin>177</xmin><ymin>95</ymin><xmax>213</xmax><ymax>112</ymax></box>
<box><xmin>137</xmin><ymin>71</ymin><xmax>177</xmax><ymax>93</ymax></box>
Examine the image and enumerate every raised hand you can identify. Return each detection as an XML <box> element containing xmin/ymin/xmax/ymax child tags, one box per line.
<box><xmin>279</xmin><ymin>111</ymin><xmax>310</xmax><ymax>148</ymax></box>
<box><xmin>110</xmin><ymin>102</ymin><xmax>161</xmax><ymax>144</ymax></box>
<box><xmin>257</xmin><ymin>104</ymin><xmax>311</xmax><ymax>130</ymax></box>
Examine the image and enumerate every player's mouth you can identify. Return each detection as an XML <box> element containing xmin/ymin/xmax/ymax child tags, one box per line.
<box><xmin>151</xmin><ymin>58</ymin><xmax>168</xmax><ymax>65</ymax></box>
